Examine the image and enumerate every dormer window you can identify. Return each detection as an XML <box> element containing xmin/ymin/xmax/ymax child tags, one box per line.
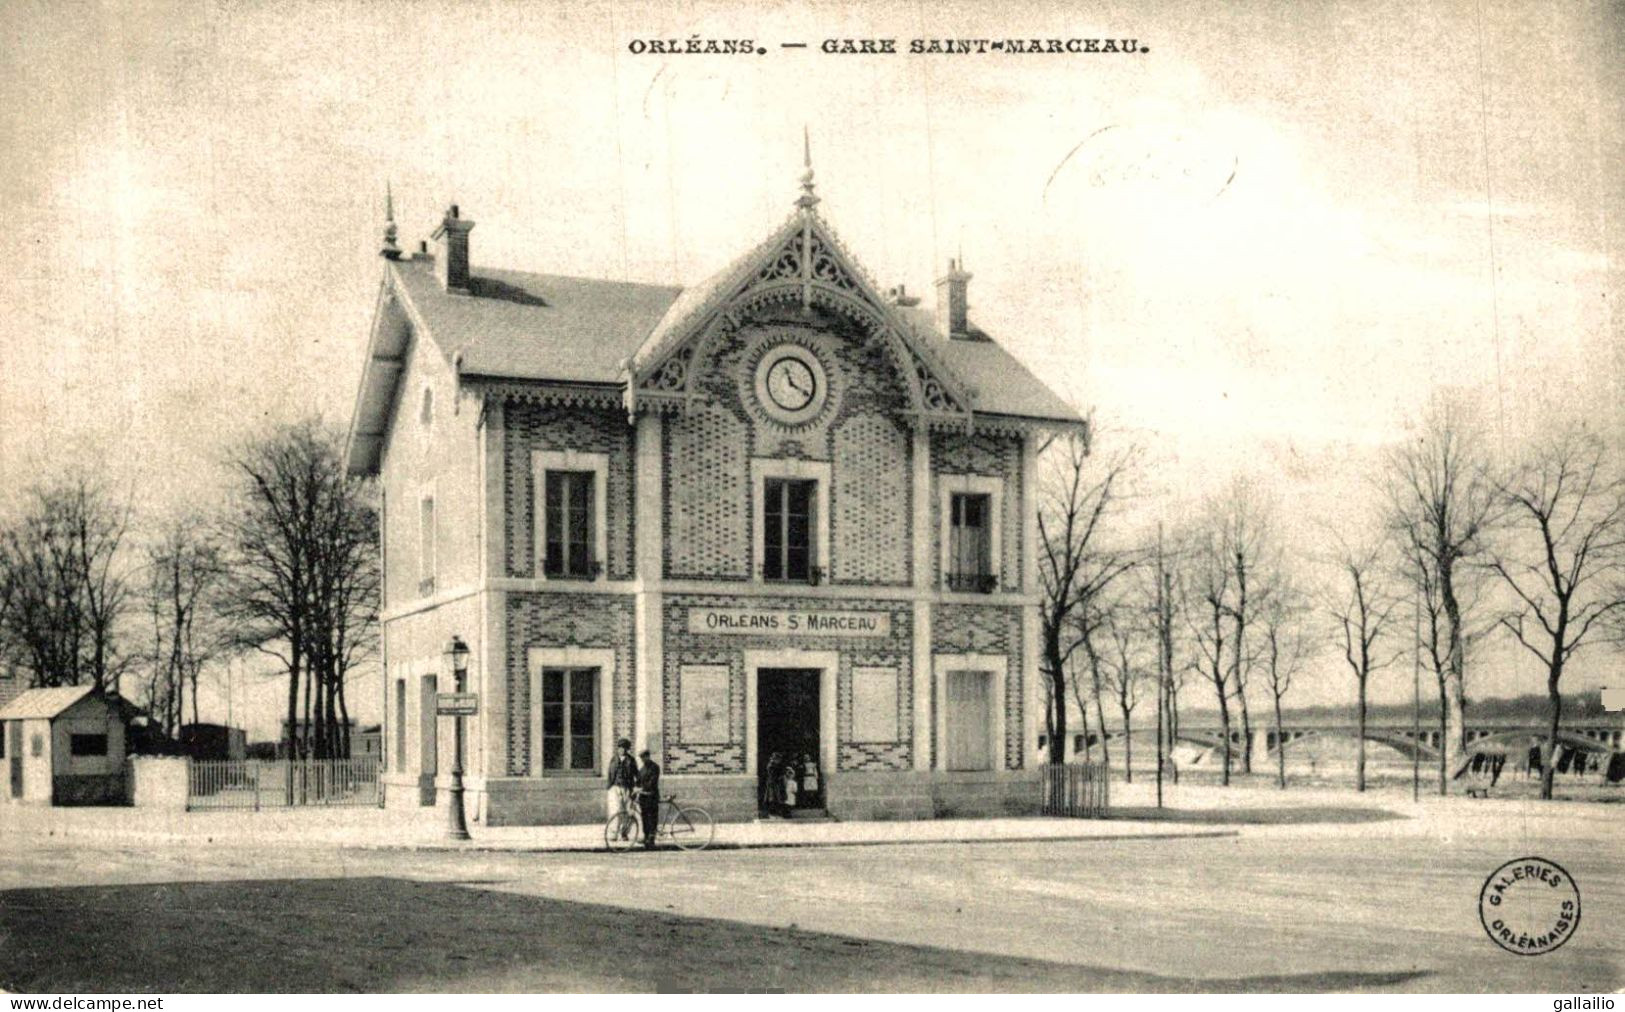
<box><xmin>419</xmin><ymin>386</ymin><xmax>434</xmax><ymax>428</ymax></box>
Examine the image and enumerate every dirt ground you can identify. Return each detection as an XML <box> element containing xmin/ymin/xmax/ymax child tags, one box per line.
<box><xmin>0</xmin><ymin>790</ymin><xmax>1619</xmax><ymax>993</ymax></box>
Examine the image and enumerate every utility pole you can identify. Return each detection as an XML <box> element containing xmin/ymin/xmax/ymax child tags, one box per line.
<box><xmin>1155</xmin><ymin>523</ymin><xmax>1166</xmax><ymax>809</ymax></box>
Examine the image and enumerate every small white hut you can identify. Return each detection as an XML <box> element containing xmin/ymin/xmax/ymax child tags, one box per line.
<box><xmin>1</xmin><ymin>685</ymin><xmax>129</xmax><ymax>805</ymax></box>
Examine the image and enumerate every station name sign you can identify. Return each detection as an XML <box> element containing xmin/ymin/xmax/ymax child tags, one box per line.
<box><xmin>436</xmin><ymin>692</ymin><xmax>479</xmax><ymax>716</ymax></box>
<box><xmin>688</xmin><ymin>607</ymin><xmax>890</xmax><ymax>638</ymax></box>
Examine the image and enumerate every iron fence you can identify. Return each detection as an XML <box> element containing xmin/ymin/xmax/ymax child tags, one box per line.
<box><xmin>1041</xmin><ymin>761</ymin><xmax>1110</xmax><ymax>818</ymax></box>
<box><xmin>187</xmin><ymin>757</ymin><xmax>382</xmax><ymax>810</ymax></box>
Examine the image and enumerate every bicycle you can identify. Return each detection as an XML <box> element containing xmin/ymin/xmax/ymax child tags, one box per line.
<box><xmin>604</xmin><ymin>791</ymin><xmax>715</xmax><ymax>852</ymax></box>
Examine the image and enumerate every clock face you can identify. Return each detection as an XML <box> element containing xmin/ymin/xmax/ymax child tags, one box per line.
<box><xmin>765</xmin><ymin>356</ymin><xmax>817</xmax><ymax>412</ymax></box>
<box><xmin>751</xmin><ymin>341</ymin><xmax>829</xmax><ymax>425</ymax></box>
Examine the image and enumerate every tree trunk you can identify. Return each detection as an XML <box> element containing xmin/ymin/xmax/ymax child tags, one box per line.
<box><xmin>1439</xmin><ymin>559</ymin><xmax>1468</xmax><ymax>775</ymax></box>
<box><xmin>1088</xmin><ymin>648</ymin><xmax>1110</xmax><ymax>771</ymax></box>
<box><xmin>1119</xmin><ymin>702</ymin><xmax>1133</xmax><ymax>782</ymax></box>
<box><xmin>337</xmin><ymin>678</ymin><xmax>352</xmax><ymax>760</ymax></box>
<box><xmin>1436</xmin><ymin>674</ymin><xmax>1449</xmax><ymax>795</ymax></box>
<box><xmin>1236</xmin><ymin>686</ymin><xmax>1253</xmax><ymax>776</ymax></box>
<box><xmin>1166</xmin><ymin>677</ymin><xmax>1180</xmax><ymax>785</ymax></box>
<box><xmin>1233</xmin><ymin>556</ymin><xmax>1251</xmax><ymax>774</ymax></box>
<box><xmin>1356</xmin><ymin>676</ymin><xmax>1368</xmax><ymax>792</ymax></box>
<box><xmin>285</xmin><ymin>659</ymin><xmax>300</xmax><ymax>760</ymax></box>
<box><xmin>1044</xmin><ymin>635</ymin><xmax>1067</xmax><ymax>766</ymax></box>
<box><xmin>1542</xmin><ymin>666</ymin><xmax>1562</xmax><ymax>801</ymax></box>
<box><xmin>1216</xmin><ymin>687</ymin><xmax>1232</xmax><ymax>786</ymax></box>
<box><xmin>1273</xmin><ymin>693</ymin><xmax>1287</xmax><ymax>789</ymax></box>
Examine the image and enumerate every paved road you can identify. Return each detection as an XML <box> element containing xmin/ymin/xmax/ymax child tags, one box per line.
<box><xmin>0</xmin><ymin>797</ymin><xmax>1619</xmax><ymax>992</ymax></box>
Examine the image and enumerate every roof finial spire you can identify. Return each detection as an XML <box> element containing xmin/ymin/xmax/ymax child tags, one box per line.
<box><xmin>379</xmin><ymin>180</ymin><xmax>400</xmax><ymax>260</ymax></box>
<box><xmin>796</xmin><ymin>126</ymin><xmax>820</xmax><ymax>211</ymax></box>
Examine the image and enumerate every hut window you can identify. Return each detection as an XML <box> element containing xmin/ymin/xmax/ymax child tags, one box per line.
<box><xmin>71</xmin><ymin>733</ymin><xmax>108</xmax><ymax>757</ymax></box>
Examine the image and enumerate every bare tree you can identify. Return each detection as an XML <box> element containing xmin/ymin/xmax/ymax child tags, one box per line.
<box><xmin>1071</xmin><ymin>602</ymin><xmax>1113</xmax><ymax>771</ymax></box>
<box><xmin>1217</xmin><ymin>479</ymin><xmax>1275</xmax><ymax>775</ymax></box>
<box><xmin>1260</xmin><ymin>580</ymin><xmax>1310</xmax><ymax>789</ymax></box>
<box><xmin>1037</xmin><ymin>430</ymin><xmax>1137</xmax><ymax>765</ymax></box>
<box><xmin>142</xmin><ymin>517</ymin><xmax>225</xmax><ymax>739</ymax></box>
<box><xmin>1399</xmin><ymin>534</ymin><xmax>1491</xmax><ymax>794</ymax></box>
<box><xmin>1325</xmin><ymin>537</ymin><xmax>1403</xmax><ymax>792</ymax></box>
<box><xmin>1145</xmin><ymin>525</ymin><xmax>1182</xmax><ymax>787</ymax></box>
<box><xmin>1101</xmin><ymin>608</ymin><xmax>1146</xmax><ymax>781</ymax></box>
<box><xmin>0</xmin><ymin>477</ymin><xmax>134</xmax><ymax>691</ymax></box>
<box><xmin>1487</xmin><ymin>426</ymin><xmax>1625</xmax><ymax>800</ymax></box>
<box><xmin>1184</xmin><ymin>524</ymin><xmax>1235</xmax><ymax>784</ymax></box>
<box><xmin>219</xmin><ymin>419</ymin><xmax>379</xmax><ymax>760</ymax></box>
<box><xmin>1383</xmin><ymin>400</ymin><xmax>1500</xmax><ymax>777</ymax></box>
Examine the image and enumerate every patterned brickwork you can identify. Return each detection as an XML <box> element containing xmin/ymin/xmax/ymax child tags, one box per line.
<box><xmin>929</xmin><ymin>431</ymin><xmax>1024</xmax><ymax>590</ymax></box>
<box><xmin>831</xmin><ymin>413</ymin><xmax>911</xmax><ymax>586</ymax></box>
<box><xmin>933</xmin><ymin>602</ymin><xmax>1025</xmax><ymax>770</ymax></box>
<box><xmin>661</xmin><ymin>593</ymin><xmax>913</xmax><ymax>774</ymax></box>
<box><xmin>504</xmin><ymin>402</ymin><xmax>636</xmax><ymax>580</ymax></box>
<box><xmin>504</xmin><ymin>593</ymin><xmax>636</xmax><ymax>776</ymax></box>
<box><xmin>664</xmin><ymin>405</ymin><xmax>753</xmax><ymax>580</ymax></box>
<box><xmin>662</xmin><ymin>303</ymin><xmax>916</xmax><ymax>586</ymax></box>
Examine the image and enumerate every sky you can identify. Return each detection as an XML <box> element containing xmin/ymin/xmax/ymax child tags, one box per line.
<box><xmin>0</xmin><ymin>0</ymin><xmax>1620</xmax><ymax>738</ymax></box>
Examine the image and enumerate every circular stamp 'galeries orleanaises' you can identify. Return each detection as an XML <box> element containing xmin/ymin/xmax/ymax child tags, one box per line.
<box><xmin>1478</xmin><ymin>857</ymin><xmax>1582</xmax><ymax>955</ymax></box>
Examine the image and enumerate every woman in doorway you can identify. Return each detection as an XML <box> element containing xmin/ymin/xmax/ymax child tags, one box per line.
<box><xmin>763</xmin><ymin>751</ymin><xmax>787</xmax><ymax>817</ymax></box>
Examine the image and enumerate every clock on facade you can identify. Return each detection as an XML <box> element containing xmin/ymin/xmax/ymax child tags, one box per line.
<box><xmin>752</xmin><ymin>343</ymin><xmax>828</xmax><ymax>425</ymax></box>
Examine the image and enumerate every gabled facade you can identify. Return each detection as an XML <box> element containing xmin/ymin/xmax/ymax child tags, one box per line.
<box><xmin>345</xmin><ymin>165</ymin><xmax>1086</xmax><ymax>826</ymax></box>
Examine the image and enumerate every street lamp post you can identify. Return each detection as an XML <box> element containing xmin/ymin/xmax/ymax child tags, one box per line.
<box><xmin>445</xmin><ymin>635</ymin><xmax>471</xmax><ymax>841</ymax></box>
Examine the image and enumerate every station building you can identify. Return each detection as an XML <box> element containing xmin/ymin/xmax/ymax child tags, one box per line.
<box><xmin>344</xmin><ymin>164</ymin><xmax>1086</xmax><ymax>826</ymax></box>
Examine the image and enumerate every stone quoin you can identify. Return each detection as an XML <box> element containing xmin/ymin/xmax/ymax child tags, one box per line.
<box><xmin>343</xmin><ymin>151</ymin><xmax>1087</xmax><ymax>826</ymax></box>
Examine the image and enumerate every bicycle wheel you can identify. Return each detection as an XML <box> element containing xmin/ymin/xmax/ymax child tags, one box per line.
<box><xmin>604</xmin><ymin>812</ymin><xmax>638</xmax><ymax>852</ymax></box>
<box><xmin>668</xmin><ymin>805</ymin><xmax>714</xmax><ymax>851</ymax></box>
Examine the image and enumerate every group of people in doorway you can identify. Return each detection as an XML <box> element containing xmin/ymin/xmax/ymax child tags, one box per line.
<box><xmin>761</xmin><ymin>750</ymin><xmax>818</xmax><ymax>817</ymax></box>
<box><xmin>606</xmin><ymin>738</ymin><xmax>660</xmax><ymax>848</ymax></box>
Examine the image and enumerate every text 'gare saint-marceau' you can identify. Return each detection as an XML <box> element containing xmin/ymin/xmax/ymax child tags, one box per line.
<box><xmin>622</xmin><ymin>37</ymin><xmax>1146</xmax><ymax>55</ymax></box>
<box><xmin>343</xmin><ymin>152</ymin><xmax>1084</xmax><ymax>827</ymax></box>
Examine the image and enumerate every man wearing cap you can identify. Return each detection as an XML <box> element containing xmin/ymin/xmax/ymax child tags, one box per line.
<box><xmin>635</xmin><ymin>748</ymin><xmax>662</xmax><ymax>849</ymax></box>
<box><xmin>606</xmin><ymin>737</ymin><xmax>638</xmax><ymax>838</ymax></box>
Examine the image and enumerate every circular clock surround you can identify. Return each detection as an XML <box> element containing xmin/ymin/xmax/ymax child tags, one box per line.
<box><xmin>753</xmin><ymin>343</ymin><xmax>829</xmax><ymax>426</ymax></box>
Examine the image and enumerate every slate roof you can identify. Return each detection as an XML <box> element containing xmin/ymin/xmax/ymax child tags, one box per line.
<box><xmin>387</xmin><ymin>257</ymin><xmax>1081</xmax><ymax>422</ymax></box>
<box><xmin>894</xmin><ymin>305</ymin><xmax>1081</xmax><ymax>422</ymax></box>
<box><xmin>0</xmin><ymin>684</ymin><xmax>97</xmax><ymax>721</ymax></box>
<box><xmin>390</xmin><ymin>257</ymin><xmax>681</xmax><ymax>384</ymax></box>
<box><xmin>348</xmin><ymin>210</ymin><xmax>1084</xmax><ymax>474</ymax></box>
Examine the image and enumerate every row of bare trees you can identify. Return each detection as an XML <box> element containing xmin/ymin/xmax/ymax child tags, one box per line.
<box><xmin>0</xmin><ymin>419</ymin><xmax>378</xmax><ymax>759</ymax></box>
<box><xmin>1038</xmin><ymin>407</ymin><xmax>1625</xmax><ymax>801</ymax></box>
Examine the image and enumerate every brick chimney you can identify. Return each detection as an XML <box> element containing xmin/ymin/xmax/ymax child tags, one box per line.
<box><xmin>934</xmin><ymin>259</ymin><xmax>972</xmax><ymax>338</ymax></box>
<box><xmin>431</xmin><ymin>204</ymin><xmax>475</xmax><ymax>292</ymax></box>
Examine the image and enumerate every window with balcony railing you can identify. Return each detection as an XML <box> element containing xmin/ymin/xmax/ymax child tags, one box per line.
<box><xmin>947</xmin><ymin>492</ymin><xmax>994</xmax><ymax>592</ymax></box>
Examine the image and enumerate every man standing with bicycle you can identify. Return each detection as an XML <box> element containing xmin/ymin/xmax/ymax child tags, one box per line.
<box><xmin>607</xmin><ymin>737</ymin><xmax>638</xmax><ymax>839</ymax></box>
<box><xmin>635</xmin><ymin>747</ymin><xmax>661</xmax><ymax>849</ymax></box>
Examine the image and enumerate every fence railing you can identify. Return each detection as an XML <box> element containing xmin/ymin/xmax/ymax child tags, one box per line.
<box><xmin>1041</xmin><ymin>762</ymin><xmax>1110</xmax><ymax>818</ymax></box>
<box><xmin>187</xmin><ymin>757</ymin><xmax>382</xmax><ymax>811</ymax></box>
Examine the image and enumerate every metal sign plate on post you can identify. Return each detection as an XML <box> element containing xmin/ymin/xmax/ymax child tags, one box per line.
<box><xmin>437</xmin><ymin>692</ymin><xmax>479</xmax><ymax>716</ymax></box>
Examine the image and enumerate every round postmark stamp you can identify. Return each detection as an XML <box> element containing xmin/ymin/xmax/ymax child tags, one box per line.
<box><xmin>1479</xmin><ymin>856</ymin><xmax>1581</xmax><ymax>955</ymax></box>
